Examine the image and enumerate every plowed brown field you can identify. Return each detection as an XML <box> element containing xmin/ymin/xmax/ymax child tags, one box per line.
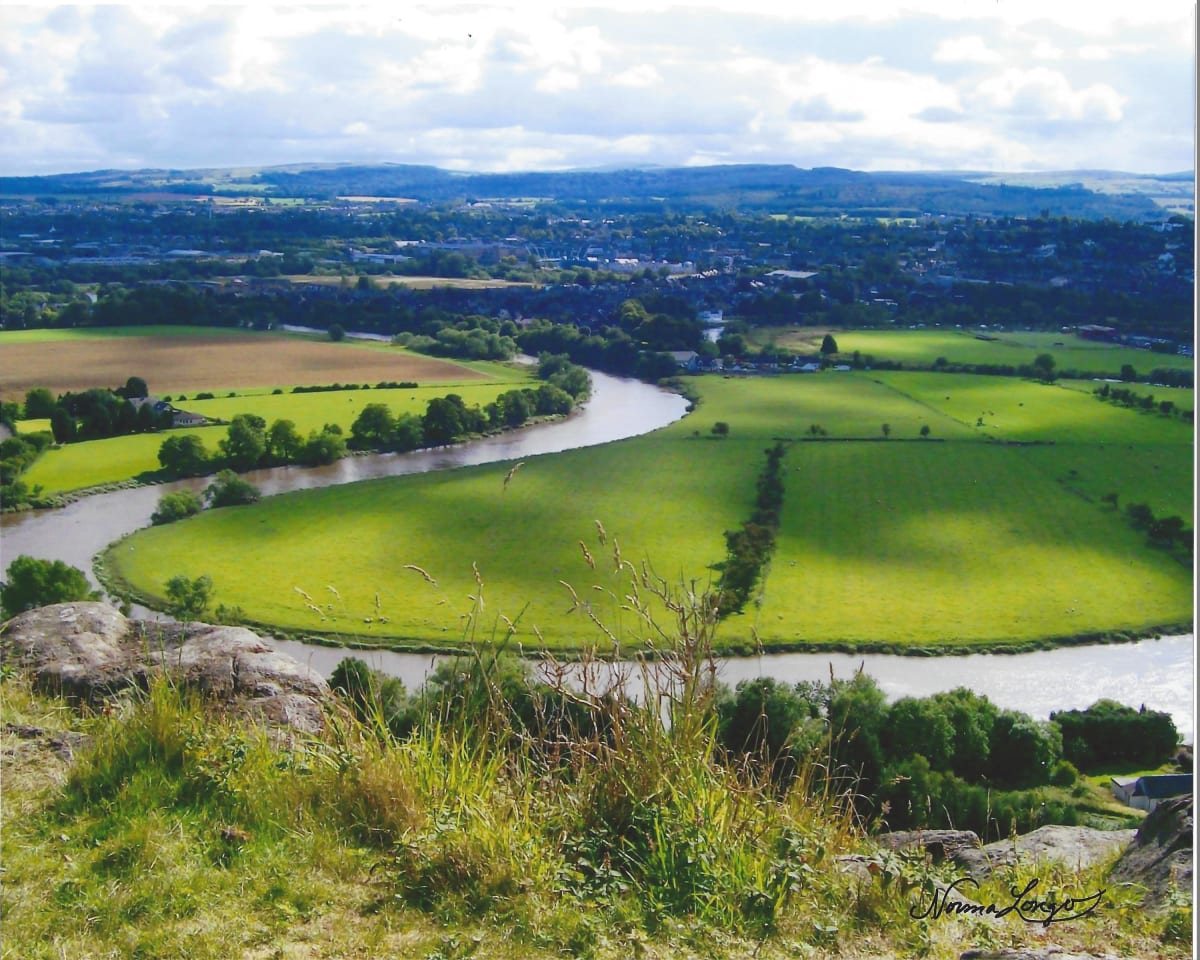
<box><xmin>0</xmin><ymin>333</ymin><xmax>485</xmax><ymax>399</ymax></box>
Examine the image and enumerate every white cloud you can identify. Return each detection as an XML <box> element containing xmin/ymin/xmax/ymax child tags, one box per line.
<box><xmin>536</xmin><ymin>67</ymin><xmax>580</xmax><ymax>94</ymax></box>
<box><xmin>975</xmin><ymin>68</ymin><xmax>1126</xmax><ymax>122</ymax></box>
<box><xmin>610</xmin><ymin>64</ymin><xmax>661</xmax><ymax>88</ymax></box>
<box><xmin>1031</xmin><ymin>40</ymin><xmax>1064</xmax><ymax>60</ymax></box>
<box><xmin>933</xmin><ymin>35</ymin><xmax>1002</xmax><ymax>64</ymax></box>
<box><xmin>0</xmin><ymin>4</ymin><xmax>1190</xmax><ymax>175</ymax></box>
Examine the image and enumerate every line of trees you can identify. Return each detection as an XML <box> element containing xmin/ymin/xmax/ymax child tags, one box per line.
<box><xmin>1121</xmin><ymin>500</ymin><xmax>1192</xmax><ymax>557</ymax></box>
<box><xmin>347</xmin><ymin>356</ymin><xmax>586</xmax><ymax>454</ymax></box>
<box><xmin>157</xmin><ymin>414</ymin><xmax>349</xmax><ymax>477</ymax></box>
<box><xmin>155</xmin><ymin>357</ymin><xmax>591</xmax><ymax>481</ymax></box>
<box><xmin>716</xmin><ymin>442</ymin><xmax>787</xmax><ymax>617</ymax></box>
<box><xmin>714</xmin><ymin>674</ymin><xmax>1180</xmax><ymax>838</ymax></box>
<box><xmin>1093</xmin><ymin>382</ymin><xmax>1194</xmax><ymax>422</ymax></box>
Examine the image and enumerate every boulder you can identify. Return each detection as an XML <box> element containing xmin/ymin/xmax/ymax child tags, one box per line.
<box><xmin>878</xmin><ymin>829</ymin><xmax>983</xmax><ymax>864</ymax></box>
<box><xmin>876</xmin><ymin>824</ymin><xmax>1134</xmax><ymax>882</ymax></box>
<box><xmin>1107</xmin><ymin>794</ymin><xmax>1192</xmax><ymax>907</ymax></box>
<box><xmin>980</xmin><ymin>825</ymin><xmax>1135</xmax><ymax>875</ymax></box>
<box><xmin>1</xmin><ymin>603</ymin><xmax>331</xmax><ymax>733</ymax></box>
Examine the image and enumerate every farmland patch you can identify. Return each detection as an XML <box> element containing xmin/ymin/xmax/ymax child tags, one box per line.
<box><xmin>0</xmin><ymin>327</ymin><xmax>487</xmax><ymax>400</ymax></box>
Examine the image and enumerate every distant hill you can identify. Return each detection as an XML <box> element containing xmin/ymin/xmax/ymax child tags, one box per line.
<box><xmin>0</xmin><ymin>161</ymin><xmax>1185</xmax><ymax>220</ymax></box>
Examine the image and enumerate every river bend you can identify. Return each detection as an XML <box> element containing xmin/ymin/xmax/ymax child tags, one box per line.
<box><xmin>1</xmin><ymin>370</ymin><xmax>1192</xmax><ymax>738</ymax></box>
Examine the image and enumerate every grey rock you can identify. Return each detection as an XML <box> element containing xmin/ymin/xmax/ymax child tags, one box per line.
<box><xmin>878</xmin><ymin>829</ymin><xmax>983</xmax><ymax>863</ymax></box>
<box><xmin>1108</xmin><ymin>794</ymin><xmax>1192</xmax><ymax>908</ymax></box>
<box><xmin>2</xmin><ymin>602</ymin><xmax>330</xmax><ymax>733</ymax></box>
<box><xmin>980</xmin><ymin>825</ymin><xmax>1134</xmax><ymax>875</ymax></box>
<box><xmin>876</xmin><ymin>824</ymin><xmax>1135</xmax><ymax>884</ymax></box>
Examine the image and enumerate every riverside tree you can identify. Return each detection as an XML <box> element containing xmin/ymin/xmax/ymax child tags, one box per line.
<box><xmin>204</xmin><ymin>470</ymin><xmax>260</xmax><ymax>507</ymax></box>
<box><xmin>151</xmin><ymin>490</ymin><xmax>203</xmax><ymax>525</ymax></box>
<box><xmin>165</xmin><ymin>573</ymin><xmax>213</xmax><ymax>620</ymax></box>
<box><xmin>219</xmin><ymin>414</ymin><xmax>268</xmax><ymax>471</ymax></box>
<box><xmin>158</xmin><ymin>434</ymin><xmax>210</xmax><ymax>476</ymax></box>
<box><xmin>0</xmin><ymin>555</ymin><xmax>99</xmax><ymax>618</ymax></box>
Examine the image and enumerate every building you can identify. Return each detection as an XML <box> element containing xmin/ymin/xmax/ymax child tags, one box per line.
<box><xmin>1111</xmin><ymin>774</ymin><xmax>1193</xmax><ymax>812</ymax></box>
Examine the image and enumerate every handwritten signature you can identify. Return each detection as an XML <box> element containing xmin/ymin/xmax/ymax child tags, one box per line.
<box><xmin>909</xmin><ymin>876</ymin><xmax>1105</xmax><ymax>927</ymax></box>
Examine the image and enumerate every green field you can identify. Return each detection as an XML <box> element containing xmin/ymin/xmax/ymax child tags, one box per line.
<box><xmin>22</xmin><ymin>376</ymin><xmax>535</xmax><ymax>497</ymax></box>
<box><xmin>23</xmin><ymin>432</ymin><xmax>201</xmax><ymax>496</ymax></box>
<box><xmin>104</xmin><ymin>372</ymin><xmax>1194</xmax><ymax>653</ymax></box>
<box><xmin>0</xmin><ymin>325</ymin><xmax>260</xmax><ymax>344</ymax></box>
<box><xmin>755</xmin><ymin>328</ymin><xmax>1195</xmax><ymax>377</ymax></box>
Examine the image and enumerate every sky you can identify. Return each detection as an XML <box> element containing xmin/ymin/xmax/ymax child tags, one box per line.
<box><xmin>0</xmin><ymin>1</ymin><xmax>1194</xmax><ymax>177</ymax></box>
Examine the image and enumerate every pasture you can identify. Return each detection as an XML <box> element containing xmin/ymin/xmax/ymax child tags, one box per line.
<box><xmin>755</xmin><ymin>441</ymin><xmax>1189</xmax><ymax>647</ymax></box>
<box><xmin>5</xmin><ymin>326</ymin><xmax>532</xmax><ymax>496</ymax></box>
<box><xmin>755</xmin><ymin>328</ymin><xmax>1195</xmax><ymax>377</ymax></box>
<box><xmin>0</xmin><ymin>326</ymin><xmax>489</xmax><ymax>400</ymax></box>
<box><xmin>104</xmin><ymin>371</ymin><xmax>1194</xmax><ymax>652</ymax></box>
<box><xmin>22</xmin><ymin>379</ymin><xmax>535</xmax><ymax>497</ymax></box>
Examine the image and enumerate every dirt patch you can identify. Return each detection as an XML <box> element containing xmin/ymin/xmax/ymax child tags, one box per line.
<box><xmin>0</xmin><ymin>333</ymin><xmax>486</xmax><ymax>399</ymax></box>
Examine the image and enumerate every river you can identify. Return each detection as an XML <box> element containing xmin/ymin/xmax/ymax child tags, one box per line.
<box><xmin>1</xmin><ymin>369</ymin><xmax>1193</xmax><ymax>740</ymax></box>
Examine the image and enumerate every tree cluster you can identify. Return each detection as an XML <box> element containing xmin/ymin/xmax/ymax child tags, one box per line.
<box><xmin>0</xmin><ymin>555</ymin><xmax>99</xmax><ymax>618</ymax></box>
<box><xmin>1093</xmin><ymin>382</ymin><xmax>1193</xmax><ymax>422</ymax></box>
<box><xmin>0</xmin><ymin>429</ymin><xmax>54</xmax><ymax>508</ymax></box>
<box><xmin>1122</xmin><ymin>501</ymin><xmax>1192</xmax><ymax>556</ymax></box>
<box><xmin>393</xmin><ymin>320</ymin><xmax>517</xmax><ymax>361</ymax></box>
<box><xmin>1051</xmin><ymin>700</ymin><xmax>1179</xmax><ymax>771</ymax></box>
<box><xmin>156</xmin><ymin>414</ymin><xmax>349</xmax><ymax>479</ymax></box>
<box><xmin>28</xmin><ymin>377</ymin><xmax>168</xmax><ymax>446</ymax></box>
<box><xmin>716</xmin><ymin>442</ymin><xmax>786</xmax><ymax>617</ymax></box>
<box><xmin>711</xmin><ymin>674</ymin><xmax>1177</xmax><ymax>838</ymax></box>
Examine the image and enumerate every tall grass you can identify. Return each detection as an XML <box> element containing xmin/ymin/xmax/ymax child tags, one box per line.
<box><xmin>3</xmin><ymin>566</ymin><xmax>1189</xmax><ymax>957</ymax></box>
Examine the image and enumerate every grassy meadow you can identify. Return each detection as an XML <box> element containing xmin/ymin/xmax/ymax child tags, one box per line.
<box><xmin>755</xmin><ymin>327</ymin><xmax>1195</xmax><ymax>377</ymax></box>
<box><xmin>103</xmin><ymin>371</ymin><xmax>1194</xmax><ymax>652</ymax></box>
<box><xmin>5</xmin><ymin>326</ymin><xmax>530</xmax><ymax>496</ymax></box>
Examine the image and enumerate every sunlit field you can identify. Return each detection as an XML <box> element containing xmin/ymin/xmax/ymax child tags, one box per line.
<box><xmin>104</xmin><ymin>371</ymin><xmax>1193</xmax><ymax>652</ymax></box>
<box><xmin>754</xmin><ymin>328</ymin><xmax>1194</xmax><ymax>377</ymax></box>
<box><xmin>0</xmin><ymin>325</ymin><xmax>492</xmax><ymax>400</ymax></box>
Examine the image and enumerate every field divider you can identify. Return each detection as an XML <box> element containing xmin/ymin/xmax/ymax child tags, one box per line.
<box><xmin>715</xmin><ymin>441</ymin><xmax>788</xmax><ymax>620</ymax></box>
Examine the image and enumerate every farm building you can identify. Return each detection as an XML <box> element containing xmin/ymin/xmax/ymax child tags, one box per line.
<box><xmin>1111</xmin><ymin>774</ymin><xmax>1193</xmax><ymax>812</ymax></box>
<box><xmin>132</xmin><ymin>397</ymin><xmax>208</xmax><ymax>429</ymax></box>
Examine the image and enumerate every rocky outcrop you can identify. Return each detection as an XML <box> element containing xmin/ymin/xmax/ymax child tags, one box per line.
<box><xmin>1108</xmin><ymin>794</ymin><xmax>1193</xmax><ymax>907</ymax></box>
<box><xmin>979</xmin><ymin>825</ymin><xmax>1135</xmax><ymax>875</ymax></box>
<box><xmin>878</xmin><ymin>824</ymin><xmax>1134</xmax><ymax>881</ymax></box>
<box><xmin>1</xmin><ymin>602</ymin><xmax>331</xmax><ymax>733</ymax></box>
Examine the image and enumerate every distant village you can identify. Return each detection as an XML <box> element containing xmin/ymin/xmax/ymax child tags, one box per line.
<box><xmin>1</xmin><ymin>195</ymin><xmax>1193</xmax><ymax>365</ymax></box>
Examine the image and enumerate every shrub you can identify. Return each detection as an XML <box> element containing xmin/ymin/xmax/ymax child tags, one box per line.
<box><xmin>164</xmin><ymin>573</ymin><xmax>212</xmax><ymax>620</ymax></box>
<box><xmin>203</xmin><ymin>470</ymin><xmax>260</xmax><ymax>508</ymax></box>
<box><xmin>1050</xmin><ymin>759</ymin><xmax>1080</xmax><ymax>787</ymax></box>
<box><xmin>150</xmin><ymin>490</ymin><xmax>203</xmax><ymax>525</ymax></box>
